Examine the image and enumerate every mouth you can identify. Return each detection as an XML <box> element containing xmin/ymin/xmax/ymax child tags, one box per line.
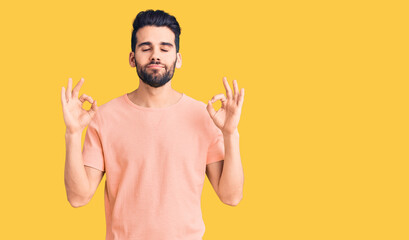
<box><xmin>147</xmin><ymin>64</ymin><xmax>164</xmax><ymax>69</ymax></box>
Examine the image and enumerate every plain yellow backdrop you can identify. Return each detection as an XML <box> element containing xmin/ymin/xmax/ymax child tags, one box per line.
<box><xmin>0</xmin><ymin>0</ymin><xmax>408</xmax><ymax>239</ymax></box>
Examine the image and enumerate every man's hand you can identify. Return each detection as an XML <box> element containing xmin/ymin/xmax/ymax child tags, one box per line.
<box><xmin>61</xmin><ymin>78</ymin><xmax>98</xmax><ymax>134</ymax></box>
<box><xmin>207</xmin><ymin>77</ymin><xmax>244</xmax><ymax>135</ymax></box>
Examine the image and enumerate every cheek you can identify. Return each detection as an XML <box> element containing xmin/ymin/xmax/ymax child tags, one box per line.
<box><xmin>135</xmin><ymin>57</ymin><xmax>147</xmax><ymax>66</ymax></box>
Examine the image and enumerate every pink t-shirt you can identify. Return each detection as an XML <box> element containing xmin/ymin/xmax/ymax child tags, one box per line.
<box><xmin>82</xmin><ymin>93</ymin><xmax>225</xmax><ymax>240</ymax></box>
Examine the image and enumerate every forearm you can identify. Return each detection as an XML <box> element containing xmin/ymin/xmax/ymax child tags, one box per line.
<box><xmin>64</xmin><ymin>131</ymin><xmax>90</xmax><ymax>207</ymax></box>
<box><xmin>218</xmin><ymin>130</ymin><xmax>243</xmax><ymax>205</ymax></box>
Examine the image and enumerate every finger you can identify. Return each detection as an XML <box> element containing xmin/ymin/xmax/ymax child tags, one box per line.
<box><xmin>72</xmin><ymin>78</ymin><xmax>85</xmax><ymax>99</ymax></box>
<box><xmin>61</xmin><ymin>86</ymin><xmax>67</xmax><ymax>108</ymax></box>
<box><xmin>222</xmin><ymin>77</ymin><xmax>233</xmax><ymax>100</ymax></box>
<box><xmin>206</xmin><ymin>100</ymin><xmax>217</xmax><ymax>119</ymax></box>
<box><xmin>79</xmin><ymin>94</ymin><xmax>94</xmax><ymax>104</ymax></box>
<box><xmin>233</xmin><ymin>79</ymin><xmax>239</xmax><ymax>102</ymax></box>
<box><xmin>210</xmin><ymin>93</ymin><xmax>227</xmax><ymax>108</ymax></box>
<box><xmin>88</xmin><ymin>100</ymin><xmax>99</xmax><ymax>119</ymax></box>
<box><xmin>210</xmin><ymin>93</ymin><xmax>227</xmax><ymax>104</ymax></box>
<box><xmin>66</xmin><ymin>78</ymin><xmax>72</xmax><ymax>101</ymax></box>
<box><xmin>237</xmin><ymin>88</ymin><xmax>245</xmax><ymax>109</ymax></box>
<box><xmin>210</xmin><ymin>93</ymin><xmax>227</xmax><ymax>102</ymax></box>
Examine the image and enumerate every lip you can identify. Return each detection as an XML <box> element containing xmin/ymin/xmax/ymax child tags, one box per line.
<box><xmin>147</xmin><ymin>65</ymin><xmax>164</xmax><ymax>68</ymax></box>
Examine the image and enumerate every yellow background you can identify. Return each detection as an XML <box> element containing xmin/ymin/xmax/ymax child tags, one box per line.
<box><xmin>0</xmin><ymin>0</ymin><xmax>408</xmax><ymax>239</ymax></box>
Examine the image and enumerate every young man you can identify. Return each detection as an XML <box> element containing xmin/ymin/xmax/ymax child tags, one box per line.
<box><xmin>61</xmin><ymin>9</ymin><xmax>244</xmax><ymax>240</ymax></box>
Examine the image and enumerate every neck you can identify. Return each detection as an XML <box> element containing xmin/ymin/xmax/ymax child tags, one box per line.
<box><xmin>127</xmin><ymin>79</ymin><xmax>182</xmax><ymax>108</ymax></box>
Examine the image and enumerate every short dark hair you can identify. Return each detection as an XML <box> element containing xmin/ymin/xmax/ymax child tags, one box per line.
<box><xmin>131</xmin><ymin>9</ymin><xmax>181</xmax><ymax>53</ymax></box>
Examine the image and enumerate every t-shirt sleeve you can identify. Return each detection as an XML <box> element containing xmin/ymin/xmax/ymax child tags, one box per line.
<box><xmin>206</xmin><ymin>121</ymin><xmax>225</xmax><ymax>165</ymax></box>
<box><xmin>82</xmin><ymin>112</ymin><xmax>105</xmax><ymax>172</ymax></box>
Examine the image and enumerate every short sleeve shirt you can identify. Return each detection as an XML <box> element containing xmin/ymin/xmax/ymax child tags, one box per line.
<box><xmin>82</xmin><ymin>93</ymin><xmax>225</xmax><ymax>240</ymax></box>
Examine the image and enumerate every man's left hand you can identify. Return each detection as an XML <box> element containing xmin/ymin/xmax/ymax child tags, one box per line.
<box><xmin>207</xmin><ymin>77</ymin><xmax>245</xmax><ymax>135</ymax></box>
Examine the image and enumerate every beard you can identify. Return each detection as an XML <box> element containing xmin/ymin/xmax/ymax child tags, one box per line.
<box><xmin>135</xmin><ymin>58</ymin><xmax>177</xmax><ymax>88</ymax></box>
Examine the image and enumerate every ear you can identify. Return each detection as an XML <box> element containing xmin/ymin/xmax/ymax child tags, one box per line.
<box><xmin>176</xmin><ymin>52</ymin><xmax>182</xmax><ymax>69</ymax></box>
<box><xmin>129</xmin><ymin>51</ymin><xmax>136</xmax><ymax>67</ymax></box>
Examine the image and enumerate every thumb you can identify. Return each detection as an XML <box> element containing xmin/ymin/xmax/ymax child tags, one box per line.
<box><xmin>88</xmin><ymin>100</ymin><xmax>99</xmax><ymax>118</ymax></box>
<box><xmin>207</xmin><ymin>100</ymin><xmax>216</xmax><ymax>119</ymax></box>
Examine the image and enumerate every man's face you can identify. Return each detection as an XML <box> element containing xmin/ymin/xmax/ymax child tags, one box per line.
<box><xmin>129</xmin><ymin>26</ymin><xmax>182</xmax><ymax>88</ymax></box>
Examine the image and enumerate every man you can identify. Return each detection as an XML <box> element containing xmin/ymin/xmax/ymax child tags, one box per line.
<box><xmin>61</xmin><ymin>9</ymin><xmax>244</xmax><ymax>240</ymax></box>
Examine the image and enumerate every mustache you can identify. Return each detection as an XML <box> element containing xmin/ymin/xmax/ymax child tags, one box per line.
<box><xmin>134</xmin><ymin>59</ymin><xmax>165</xmax><ymax>69</ymax></box>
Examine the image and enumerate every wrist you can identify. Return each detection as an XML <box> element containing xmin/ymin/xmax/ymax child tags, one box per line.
<box><xmin>222</xmin><ymin>129</ymin><xmax>239</xmax><ymax>138</ymax></box>
<box><xmin>65</xmin><ymin>129</ymin><xmax>82</xmax><ymax>138</ymax></box>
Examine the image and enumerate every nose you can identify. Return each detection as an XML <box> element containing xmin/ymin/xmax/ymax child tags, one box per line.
<box><xmin>150</xmin><ymin>48</ymin><xmax>161</xmax><ymax>62</ymax></box>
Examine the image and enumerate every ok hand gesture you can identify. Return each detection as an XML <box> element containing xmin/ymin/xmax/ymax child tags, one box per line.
<box><xmin>207</xmin><ymin>77</ymin><xmax>245</xmax><ymax>135</ymax></box>
<box><xmin>61</xmin><ymin>78</ymin><xmax>98</xmax><ymax>134</ymax></box>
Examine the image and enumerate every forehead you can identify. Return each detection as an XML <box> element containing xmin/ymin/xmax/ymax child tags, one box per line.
<box><xmin>136</xmin><ymin>26</ymin><xmax>175</xmax><ymax>45</ymax></box>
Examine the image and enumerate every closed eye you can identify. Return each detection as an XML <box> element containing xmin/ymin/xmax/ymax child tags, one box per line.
<box><xmin>142</xmin><ymin>49</ymin><xmax>168</xmax><ymax>52</ymax></box>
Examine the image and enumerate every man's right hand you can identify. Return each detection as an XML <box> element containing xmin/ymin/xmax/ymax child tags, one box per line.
<box><xmin>61</xmin><ymin>78</ymin><xmax>98</xmax><ymax>134</ymax></box>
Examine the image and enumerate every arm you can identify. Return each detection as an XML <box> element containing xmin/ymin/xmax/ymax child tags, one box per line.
<box><xmin>206</xmin><ymin>77</ymin><xmax>245</xmax><ymax>206</ymax></box>
<box><xmin>64</xmin><ymin>131</ymin><xmax>104</xmax><ymax>208</ymax></box>
<box><xmin>206</xmin><ymin>130</ymin><xmax>243</xmax><ymax>206</ymax></box>
<box><xmin>61</xmin><ymin>77</ymin><xmax>103</xmax><ymax>208</ymax></box>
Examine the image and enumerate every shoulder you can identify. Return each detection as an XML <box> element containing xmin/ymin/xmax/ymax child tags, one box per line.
<box><xmin>92</xmin><ymin>94</ymin><xmax>127</xmax><ymax>123</ymax></box>
<box><xmin>183</xmin><ymin>95</ymin><xmax>223</xmax><ymax>142</ymax></box>
<box><xmin>182</xmin><ymin>94</ymin><xmax>209</xmax><ymax>113</ymax></box>
<box><xmin>181</xmin><ymin>94</ymin><xmax>214</xmax><ymax>122</ymax></box>
<box><xmin>182</xmin><ymin>94</ymin><xmax>216</xmax><ymax>129</ymax></box>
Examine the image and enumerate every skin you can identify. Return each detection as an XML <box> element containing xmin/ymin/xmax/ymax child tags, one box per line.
<box><xmin>127</xmin><ymin>26</ymin><xmax>183</xmax><ymax>108</ymax></box>
<box><xmin>206</xmin><ymin>77</ymin><xmax>245</xmax><ymax>206</ymax></box>
<box><xmin>61</xmin><ymin>25</ymin><xmax>244</xmax><ymax>207</ymax></box>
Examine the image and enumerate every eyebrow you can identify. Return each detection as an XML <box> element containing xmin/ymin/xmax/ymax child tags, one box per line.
<box><xmin>137</xmin><ymin>41</ymin><xmax>174</xmax><ymax>48</ymax></box>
